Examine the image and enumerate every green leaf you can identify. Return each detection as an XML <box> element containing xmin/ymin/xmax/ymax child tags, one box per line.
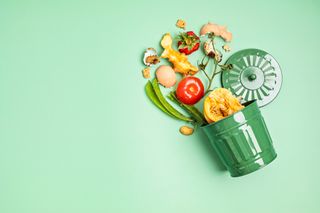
<box><xmin>178</xmin><ymin>43</ymin><xmax>187</xmax><ymax>49</ymax></box>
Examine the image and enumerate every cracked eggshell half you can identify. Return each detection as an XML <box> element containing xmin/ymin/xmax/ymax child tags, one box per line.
<box><xmin>143</xmin><ymin>48</ymin><xmax>160</xmax><ymax>66</ymax></box>
<box><xmin>156</xmin><ymin>65</ymin><xmax>176</xmax><ymax>88</ymax></box>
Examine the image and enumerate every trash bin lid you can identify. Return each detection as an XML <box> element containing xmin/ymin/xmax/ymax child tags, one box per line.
<box><xmin>222</xmin><ymin>49</ymin><xmax>282</xmax><ymax>107</ymax></box>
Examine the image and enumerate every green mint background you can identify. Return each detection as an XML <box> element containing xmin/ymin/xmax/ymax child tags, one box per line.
<box><xmin>0</xmin><ymin>0</ymin><xmax>319</xmax><ymax>212</ymax></box>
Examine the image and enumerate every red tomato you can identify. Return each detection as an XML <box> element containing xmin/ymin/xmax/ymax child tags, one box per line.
<box><xmin>176</xmin><ymin>77</ymin><xmax>204</xmax><ymax>105</ymax></box>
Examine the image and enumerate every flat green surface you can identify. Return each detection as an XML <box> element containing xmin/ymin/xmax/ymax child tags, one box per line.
<box><xmin>0</xmin><ymin>0</ymin><xmax>319</xmax><ymax>212</ymax></box>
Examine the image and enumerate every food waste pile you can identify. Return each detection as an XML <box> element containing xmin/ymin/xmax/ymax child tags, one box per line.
<box><xmin>142</xmin><ymin>19</ymin><xmax>244</xmax><ymax>135</ymax></box>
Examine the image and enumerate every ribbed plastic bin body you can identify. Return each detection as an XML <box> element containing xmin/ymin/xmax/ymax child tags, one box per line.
<box><xmin>201</xmin><ymin>100</ymin><xmax>277</xmax><ymax>177</ymax></box>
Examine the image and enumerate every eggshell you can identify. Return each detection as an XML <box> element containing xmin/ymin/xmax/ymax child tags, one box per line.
<box><xmin>143</xmin><ymin>48</ymin><xmax>160</xmax><ymax>66</ymax></box>
<box><xmin>156</xmin><ymin>65</ymin><xmax>176</xmax><ymax>88</ymax></box>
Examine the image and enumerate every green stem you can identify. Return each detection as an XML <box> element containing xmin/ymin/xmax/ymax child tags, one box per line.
<box><xmin>199</xmin><ymin>55</ymin><xmax>211</xmax><ymax>81</ymax></box>
<box><xmin>205</xmin><ymin>59</ymin><xmax>219</xmax><ymax>95</ymax></box>
<box><xmin>213</xmin><ymin>70</ymin><xmax>223</xmax><ymax>76</ymax></box>
<box><xmin>168</xmin><ymin>92</ymin><xmax>207</xmax><ymax>125</ymax></box>
<box><xmin>202</xmin><ymin>69</ymin><xmax>210</xmax><ymax>81</ymax></box>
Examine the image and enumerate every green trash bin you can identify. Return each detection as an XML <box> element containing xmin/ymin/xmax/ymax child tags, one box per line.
<box><xmin>201</xmin><ymin>100</ymin><xmax>277</xmax><ymax>177</ymax></box>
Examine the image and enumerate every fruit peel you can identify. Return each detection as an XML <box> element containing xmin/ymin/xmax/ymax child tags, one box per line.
<box><xmin>160</xmin><ymin>33</ymin><xmax>198</xmax><ymax>75</ymax></box>
<box><xmin>204</xmin><ymin>88</ymin><xmax>244</xmax><ymax>123</ymax></box>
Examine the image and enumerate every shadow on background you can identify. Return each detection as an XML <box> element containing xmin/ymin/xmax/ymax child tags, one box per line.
<box><xmin>196</xmin><ymin>130</ymin><xmax>227</xmax><ymax>172</ymax></box>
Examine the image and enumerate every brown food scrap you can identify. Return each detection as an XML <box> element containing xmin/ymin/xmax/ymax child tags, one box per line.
<box><xmin>142</xmin><ymin>67</ymin><xmax>151</xmax><ymax>79</ymax></box>
<box><xmin>146</xmin><ymin>55</ymin><xmax>160</xmax><ymax>65</ymax></box>
<box><xmin>176</xmin><ymin>19</ymin><xmax>186</xmax><ymax>29</ymax></box>
<box><xmin>203</xmin><ymin>40</ymin><xmax>215</xmax><ymax>57</ymax></box>
<box><xmin>179</xmin><ymin>126</ymin><xmax>194</xmax><ymax>136</ymax></box>
<box><xmin>222</xmin><ymin>44</ymin><xmax>231</xmax><ymax>52</ymax></box>
<box><xmin>214</xmin><ymin>50</ymin><xmax>222</xmax><ymax>63</ymax></box>
<box><xmin>143</xmin><ymin>48</ymin><xmax>160</xmax><ymax>66</ymax></box>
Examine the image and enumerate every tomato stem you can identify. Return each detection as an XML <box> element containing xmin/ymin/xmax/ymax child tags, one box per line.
<box><xmin>205</xmin><ymin>59</ymin><xmax>219</xmax><ymax>95</ymax></box>
<box><xmin>198</xmin><ymin>55</ymin><xmax>211</xmax><ymax>81</ymax></box>
<box><xmin>199</xmin><ymin>36</ymin><xmax>230</xmax><ymax>95</ymax></box>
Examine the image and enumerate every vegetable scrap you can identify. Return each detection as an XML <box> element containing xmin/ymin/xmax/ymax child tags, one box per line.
<box><xmin>200</xmin><ymin>22</ymin><xmax>232</xmax><ymax>42</ymax></box>
<box><xmin>142</xmin><ymin>67</ymin><xmax>151</xmax><ymax>79</ymax></box>
<box><xmin>176</xmin><ymin>19</ymin><xmax>186</xmax><ymax>29</ymax></box>
<box><xmin>179</xmin><ymin>126</ymin><xmax>194</xmax><ymax>136</ymax></box>
<box><xmin>146</xmin><ymin>79</ymin><xmax>193</xmax><ymax>122</ymax></box>
<box><xmin>176</xmin><ymin>76</ymin><xmax>204</xmax><ymax>105</ymax></box>
<box><xmin>222</xmin><ymin>44</ymin><xmax>231</xmax><ymax>52</ymax></box>
<box><xmin>203</xmin><ymin>38</ymin><xmax>223</xmax><ymax>62</ymax></box>
<box><xmin>203</xmin><ymin>39</ymin><xmax>215</xmax><ymax>57</ymax></box>
<box><xmin>141</xmin><ymin>19</ymin><xmax>242</xmax><ymax>136</ymax></box>
<box><xmin>177</xmin><ymin>31</ymin><xmax>200</xmax><ymax>55</ymax></box>
<box><xmin>204</xmin><ymin>88</ymin><xmax>244</xmax><ymax>123</ymax></box>
<box><xmin>161</xmin><ymin>33</ymin><xmax>198</xmax><ymax>75</ymax></box>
